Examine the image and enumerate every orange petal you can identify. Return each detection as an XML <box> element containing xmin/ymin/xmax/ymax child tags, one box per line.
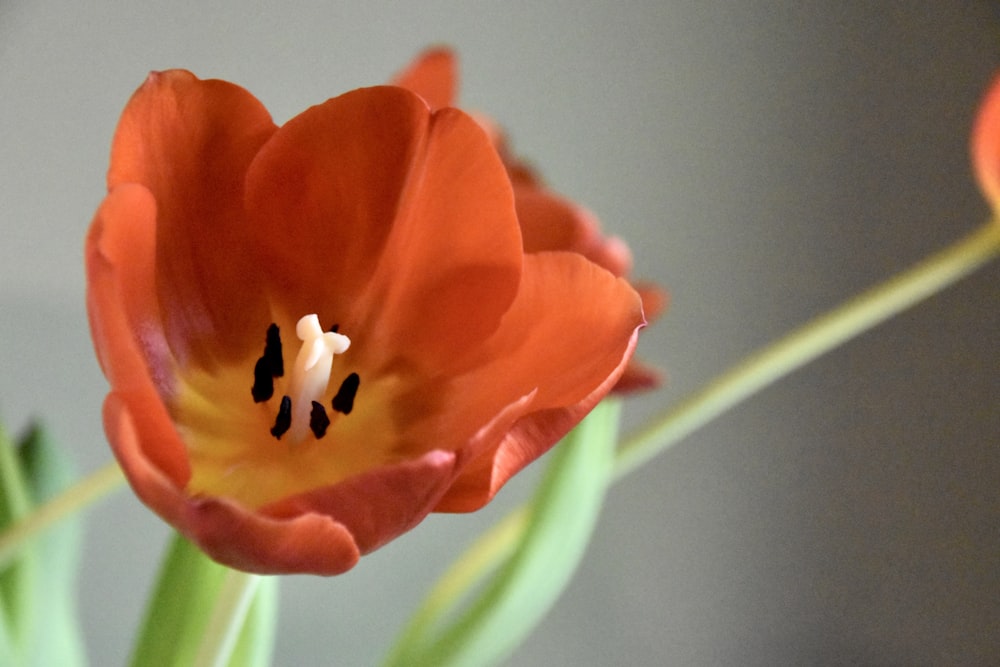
<box><xmin>108</xmin><ymin>70</ymin><xmax>277</xmax><ymax>369</ymax></box>
<box><xmin>104</xmin><ymin>393</ymin><xmax>361</xmax><ymax>575</ymax></box>
<box><xmin>479</xmin><ymin>252</ymin><xmax>643</xmax><ymax>408</ymax></box>
<box><xmin>245</xmin><ymin>87</ymin><xmax>523</xmax><ymax>373</ymax></box>
<box><xmin>436</xmin><ymin>252</ymin><xmax>644</xmax><ymax>510</ymax></box>
<box><xmin>614</xmin><ymin>360</ymin><xmax>662</xmax><ymax>393</ymax></box>
<box><xmin>86</xmin><ymin>185</ymin><xmax>160</xmax><ymax>384</ymax></box>
<box><xmin>263</xmin><ymin>449</ymin><xmax>457</xmax><ymax>555</ymax></box>
<box><xmin>636</xmin><ymin>282</ymin><xmax>668</xmax><ymax>323</ymax></box>
<box><xmin>87</xmin><ymin>185</ymin><xmax>189</xmax><ymax>486</ymax></box>
<box><xmin>609</xmin><ymin>283</ymin><xmax>668</xmax><ymax>393</ymax></box>
<box><xmin>183</xmin><ymin>497</ymin><xmax>360</xmax><ymax>575</ymax></box>
<box><xmin>244</xmin><ymin>86</ymin><xmax>422</xmax><ymax>330</ymax></box>
<box><xmin>516</xmin><ymin>187</ymin><xmax>592</xmax><ymax>253</ymax></box>
<box><xmin>972</xmin><ymin>73</ymin><xmax>1000</xmax><ymax>210</ymax></box>
<box><xmin>516</xmin><ymin>185</ymin><xmax>633</xmax><ymax>277</ymax></box>
<box><xmin>390</xmin><ymin>46</ymin><xmax>457</xmax><ymax>110</ymax></box>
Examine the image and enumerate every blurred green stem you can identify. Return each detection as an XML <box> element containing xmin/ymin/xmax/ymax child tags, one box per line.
<box><xmin>192</xmin><ymin>568</ymin><xmax>260</xmax><ymax>667</ymax></box>
<box><xmin>0</xmin><ymin>461</ymin><xmax>123</xmax><ymax>570</ymax></box>
<box><xmin>615</xmin><ymin>220</ymin><xmax>1000</xmax><ymax>479</ymax></box>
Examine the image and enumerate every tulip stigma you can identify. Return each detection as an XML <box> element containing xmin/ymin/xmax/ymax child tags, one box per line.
<box><xmin>276</xmin><ymin>314</ymin><xmax>352</xmax><ymax>443</ymax></box>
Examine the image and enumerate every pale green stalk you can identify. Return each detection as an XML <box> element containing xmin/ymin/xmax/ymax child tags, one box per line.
<box><xmin>0</xmin><ymin>461</ymin><xmax>124</xmax><ymax>570</ymax></box>
<box><xmin>615</xmin><ymin>221</ymin><xmax>1000</xmax><ymax>479</ymax></box>
<box><xmin>191</xmin><ymin>569</ymin><xmax>261</xmax><ymax>667</ymax></box>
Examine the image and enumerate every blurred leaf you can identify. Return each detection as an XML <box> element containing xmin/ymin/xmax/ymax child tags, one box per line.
<box><xmin>385</xmin><ymin>399</ymin><xmax>621</xmax><ymax>667</ymax></box>
<box><xmin>17</xmin><ymin>423</ymin><xmax>86</xmax><ymax>667</ymax></box>
<box><xmin>131</xmin><ymin>534</ymin><xmax>278</xmax><ymax>667</ymax></box>
<box><xmin>0</xmin><ymin>585</ymin><xmax>18</xmax><ymax>666</ymax></box>
<box><xmin>0</xmin><ymin>421</ymin><xmax>39</xmax><ymax>657</ymax></box>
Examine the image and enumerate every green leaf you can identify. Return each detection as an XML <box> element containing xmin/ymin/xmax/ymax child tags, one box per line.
<box><xmin>130</xmin><ymin>534</ymin><xmax>277</xmax><ymax>667</ymax></box>
<box><xmin>0</xmin><ymin>592</ymin><xmax>19</xmax><ymax>667</ymax></box>
<box><xmin>0</xmin><ymin>421</ymin><xmax>39</xmax><ymax>657</ymax></box>
<box><xmin>17</xmin><ymin>423</ymin><xmax>76</xmax><ymax>503</ymax></box>
<box><xmin>16</xmin><ymin>424</ymin><xmax>86</xmax><ymax>667</ymax></box>
<box><xmin>385</xmin><ymin>398</ymin><xmax>621</xmax><ymax>667</ymax></box>
<box><xmin>0</xmin><ymin>421</ymin><xmax>86</xmax><ymax>666</ymax></box>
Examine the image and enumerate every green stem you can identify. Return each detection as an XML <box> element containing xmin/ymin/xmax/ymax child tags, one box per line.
<box><xmin>385</xmin><ymin>506</ymin><xmax>530</xmax><ymax>661</ymax></box>
<box><xmin>192</xmin><ymin>568</ymin><xmax>261</xmax><ymax>667</ymax></box>
<box><xmin>0</xmin><ymin>460</ymin><xmax>124</xmax><ymax>570</ymax></box>
<box><xmin>407</xmin><ymin>221</ymin><xmax>1000</xmax><ymax>633</ymax></box>
<box><xmin>615</xmin><ymin>221</ymin><xmax>1000</xmax><ymax>479</ymax></box>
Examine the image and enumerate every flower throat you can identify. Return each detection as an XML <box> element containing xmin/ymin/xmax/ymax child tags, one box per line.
<box><xmin>251</xmin><ymin>314</ymin><xmax>359</xmax><ymax>444</ymax></box>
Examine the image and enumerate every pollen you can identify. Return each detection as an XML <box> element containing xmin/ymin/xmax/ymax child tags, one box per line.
<box><xmin>332</xmin><ymin>372</ymin><xmax>361</xmax><ymax>415</ymax></box>
<box><xmin>309</xmin><ymin>401</ymin><xmax>331</xmax><ymax>438</ymax></box>
<box><xmin>251</xmin><ymin>323</ymin><xmax>284</xmax><ymax>402</ymax></box>
<box><xmin>270</xmin><ymin>395</ymin><xmax>293</xmax><ymax>439</ymax></box>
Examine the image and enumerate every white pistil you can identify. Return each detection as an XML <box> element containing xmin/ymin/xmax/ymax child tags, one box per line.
<box><xmin>286</xmin><ymin>314</ymin><xmax>350</xmax><ymax>443</ymax></box>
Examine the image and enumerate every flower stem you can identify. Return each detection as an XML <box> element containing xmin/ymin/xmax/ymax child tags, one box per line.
<box><xmin>614</xmin><ymin>220</ymin><xmax>1000</xmax><ymax>479</ymax></box>
<box><xmin>192</xmin><ymin>568</ymin><xmax>261</xmax><ymax>667</ymax></box>
<box><xmin>0</xmin><ymin>460</ymin><xmax>125</xmax><ymax>570</ymax></box>
<box><xmin>399</xmin><ymin>221</ymin><xmax>1000</xmax><ymax>646</ymax></box>
<box><xmin>385</xmin><ymin>506</ymin><xmax>529</xmax><ymax>663</ymax></box>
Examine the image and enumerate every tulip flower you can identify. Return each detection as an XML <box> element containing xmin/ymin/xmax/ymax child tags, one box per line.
<box><xmin>86</xmin><ymin>70</ymin><xmax>644</xmax><ymax>574</ymax></box>
<box><xmin>393</xmin><ymin>47</ymin><xmax>666</xmax><ymax>390</ymax></box>
<box><xmin>972</xmin><ymin>72</ymin><xmax>1000</xmax><ymax>210</ymax></box>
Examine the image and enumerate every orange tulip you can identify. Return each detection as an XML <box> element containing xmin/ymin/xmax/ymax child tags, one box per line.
<box><xmin>973</xmin><ymin>72</ymin><xmax>1000</xmax><ymax>210</ymax></box>
<box><xmin>393</xmin><ymin>47</ymin><xmax>666</xmax><ymax>391</ymax></box>
<box><xmin>86</xmin><ymin>70</ymin><xmax>644</xmax><ymax>574</ymax></box>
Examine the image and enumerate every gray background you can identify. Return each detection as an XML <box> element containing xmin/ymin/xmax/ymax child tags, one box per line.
<box><xmin>2</xmin><ymin>2</ymin><xmax>999</xmax><ymax>665</ymax></box>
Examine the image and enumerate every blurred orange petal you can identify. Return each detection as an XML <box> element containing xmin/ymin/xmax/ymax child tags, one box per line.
<box><xmin>972</xmin><ymin>73</ymin><xmax>1000</xmax><ymax>210</ymax></box>
<box><xmin>390</xmin><ymin>46</ymin><xmax>457</xmax><ymax>110</ymax></box>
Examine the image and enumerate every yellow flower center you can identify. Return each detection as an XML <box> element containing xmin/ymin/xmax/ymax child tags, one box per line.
<box><xmin>180</xmin><ymin>312</ymin><xmax>389</xmax><ymax>507</ymax></box>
